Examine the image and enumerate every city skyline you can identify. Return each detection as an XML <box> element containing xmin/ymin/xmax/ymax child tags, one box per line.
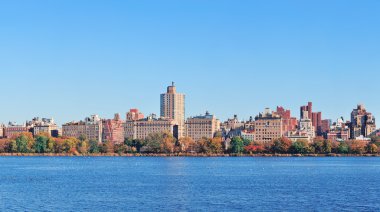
<box><xmin>0</xmin><ymin>82</ymin><xmax>378</xmax><ymax>125</ymax></box>
<box><xmin>1</xmin><ymin>1</ymin><xmax>379</xmax><ymax>124</ymax></box>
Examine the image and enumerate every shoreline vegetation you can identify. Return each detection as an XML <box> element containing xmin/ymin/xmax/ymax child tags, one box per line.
<box><xmin>1</xmin><ymin>132</ymin><xmax>380</xmax><ymax>158</ymax></box>
<box><xmin>1</xmin><ymin>153</ymin><xmax>380</xmax><ymax>157</ymax></box>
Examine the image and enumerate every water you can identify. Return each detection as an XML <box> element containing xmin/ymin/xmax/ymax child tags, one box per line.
<box><xmin>0</xmin><ymin>157</ymin><xmax>379</xmax><ymax>211</ymax></box>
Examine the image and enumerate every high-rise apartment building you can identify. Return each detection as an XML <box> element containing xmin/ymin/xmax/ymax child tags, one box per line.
<box><xmin>185</xmin><ymin>111</ymin><xmax>220</xmax><ymax>141</ymax></box>
<box><xmin>254</xmin><ymin>108</ymin><xmax>283</xmax><ymax>144</ymax></box>
<box><xmin>160</xmin><ymin>82</ymin><xmax>185</xmax><ymax>137</ymax></box>
<box><xmin>321</xmin><ymin>119</ymin><xmax>332</xmax><ymax>135</ymax></box>
<box><xmin>275</xmin><ymin>106</ymin><xmax>298</xmax><ymax>135</ymax></box>
<box><xmin>300</xmin><ymin>102</ymin><xmax>313</xmax><ymax>120</ymax></box>
<box><xmin>312</xmin><ymin>112</ymin><xmax>322</xmax><ymax>135</ymax></box>
<box><xmin>350</xmin><ymin>104</ymin><xmax>376</xmax><ymax>138</ymax></box>
<box><xmin>300</xmin><ymin>102</ymin><xmax>322</xmax><ymax>135</ymax></box>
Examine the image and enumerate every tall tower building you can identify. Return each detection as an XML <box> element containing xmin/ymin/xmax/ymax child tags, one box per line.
<box><xmin>160</xmin><ymin>82</ymin><xmax>185</xmax><ymax>137</ymax></box>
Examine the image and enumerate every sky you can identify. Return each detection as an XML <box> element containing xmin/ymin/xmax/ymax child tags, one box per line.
<box><xmin>0</xmin><ymin>0</ymin><xmax>379</xmax><ymax>125</ymax></box>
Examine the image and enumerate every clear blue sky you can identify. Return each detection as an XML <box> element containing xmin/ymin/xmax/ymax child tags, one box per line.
<box><xmin>0</xmin><ymin>0</ymin><xmax>379</xmax><ymax>125</ymax></box>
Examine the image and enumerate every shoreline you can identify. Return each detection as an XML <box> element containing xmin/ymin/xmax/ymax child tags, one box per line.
<box><xmin>0</xmin><ymin>153</ymin><xmax>379</xmax><ymax>157</ymax></box>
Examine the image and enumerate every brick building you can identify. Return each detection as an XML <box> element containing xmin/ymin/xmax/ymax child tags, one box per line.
<box><xmin>62</xmin><ymin>115</ymin><xmax>103</xmax><ymax>143</ymax></box>
<box><xmin>254</xmin><ymin>108</ymin><xmax>283</xmax><ymax>144</ymax></box>
<box><xmin>125</xmin><ymin>114</ymin><xmax>178</xmax><ymax>140</ymax></box>
<box><xmin>185</xmin><ymin>111</ymin><xmax>220</xmax><ymax>141</ymax></box>
<box><xmin>102</xmin><ymin>113</ymin><xmax>125</xmax><ymax>144</ymax></box>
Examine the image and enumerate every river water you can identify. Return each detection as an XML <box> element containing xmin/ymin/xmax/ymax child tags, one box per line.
<box><xmin>0</xmin><ymin>157</ymin><xmax>379</xmax><ymax>211</ymax></box>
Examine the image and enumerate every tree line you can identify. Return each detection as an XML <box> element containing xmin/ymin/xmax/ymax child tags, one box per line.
<box><xmin>0</xmin><ymin>132</ymin><xmax>379</xmax><ymax>155</ymax></box>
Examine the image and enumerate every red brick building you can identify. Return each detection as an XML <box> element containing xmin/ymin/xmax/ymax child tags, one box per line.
<box><xmin>300</xmin><ymin>102</ymin><xmax>323</xmax><ymax>136</ymax></box>
<box><xmin>321</xmin><ymin>119</ymin><xmax>331</xmax><ymax>134</ymax></box>
<box><xmin>327</xmin><ymin>129</ymin><xmax>350</xmax><ymax>142</ymax></box>
<box><xmin>102</xmin><ymin>114</ymin><xmax>125</xmax><ymax>144</ymax></box>
<box><xmin>275</xmin><ymin>106</ymin><xmax>297</xmax><ymax>135</ymax></box>
<box><xmin>4</xmin><ymin>124</ymin><xmax>28</xmax><ymax>138</ymax></box>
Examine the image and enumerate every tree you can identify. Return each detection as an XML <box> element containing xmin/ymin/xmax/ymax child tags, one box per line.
<box><xmin>99</xmin><ymin>141</ymin><xmax>114</xmax><ymax>154</ymax></box>
<box><xmin>54</xmin><ymin>138</ymin><xmax>65</xmax><ymax>153</ymax></box>
<box><xmin>46</xmin><ymin>138</ymin><xmax>55</xmax><ymax>153</ymax></box>
<box><xmin>348</xmin><ymin>140</ymin><xmax>366</xmax><ymax>154</ymax></box>
<box><xmin>0</xmin><ymin>139</ymin><xmax>9</xmax><ymax>153</ymax></box>
<box><xmin>79</xmin><ymin>134</ymin><xmax>87</xmax><ymax>142</ymax></box>
<box><xmin>230</xmin><ymin>136</ymin><xmax>244</xmax><ymax>154</ymax></box>
<box><xmin>177</xmin><ymin>137</ymin><xmax>195</xmax><ymax>153</ymax></box>
<box><xmin>244</xmin><ymin>144</ymin><xmax>264</xmax><ymax>154</ymax></box>
<box><xmin>62</xmin><ymin>138</ymin><xmax>79</xmax><ymax>154</ymax></box>
<box><xmin>34</xmin><ymin>135</ymin><xmax>49</xmax><ymax>153</ymax></box>
<box><xmin>323</xmin><ymin>139</ymin><xmax>333</xmax><ymax>153</ymax></box>
<box><xmin>16</xmin><ymin>134</ymin><xmax>32</xmax><ymax>153</ymax></box>
<box><xmin>114</xmin><ymin>144</ymin><xmax>128</xmax><ymax>154</ymax></box>
<box><xmin>271</xmin><ymin>137</ymin><xmax>292</xmax><ymax>154</ymax></box>
<box><xmin>367</xmin><ymin>143</ymin><xmax>378</xmax><ymax>154</ymax></box>
<box><xmin>77</xmin><ymin>140</ymin><xmax>89</xmax><ymax>154</ymax></box>
<box><xmin>242</xmin><ymin>139</ymin><xmax>252</xmax><ymax>147</ymax></box>
<box><xmin>125</xmin><ymin>138</ymin><xmax>145</xmax><ymax>153</ymax></box>
<box><xmin>337</xmin><ymin>142</ymin><xmax>349</xmax><ymax>154</ymax></box>
<box><xmin>8</xmin><ymin>140</ymin><xmax>17</xmax><ymax>153</ymax></box>
<box><xmin>290</xmin><ymin>139</ymin><xmax>310</xmax><ymax>154</ymax></box>
<box><xmin>143</xmin><ymin>133</ymin><xmax>163</xmax><ymax>153</ymax></box>
<box><xmin>160</xmin><ymin>133</ymin><xmax>176</xmax><ymax>153</ymax></box>
<box><xmin>209</xmin><ymin>137</ymin><xmax>224</xmax><ymax>154</ymax></box>
<box><xmin>312</xmin><ymin>138</ymin><xmax>324</xmax><ymax>154</ymax></box>
<box><xmin>88</xmin><ymin>140</ymin><xmax>100</xmax><ymax>153</ymax></box>
<box><xmin>197</xmin><ymin>138</ymin><xmax>210</xmax><ymax>154</ymax></box>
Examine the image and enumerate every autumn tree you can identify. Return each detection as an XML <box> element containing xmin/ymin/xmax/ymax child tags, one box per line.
<box><xmin>177</xmin><ymin>137</ymin><xmax>195</xmax><ymax>153</ymax></box>
<box><xmin>367</xmin><ymin>143</ymin><xmax>378</xmax><ymax>154</ymax></box>
<box><xmin>0</xmin><ymin>139</ymin><xmax>9</xmax><ymax>153</ymax></box>
<box><xmin>244</xmin><ymin>143</ymin><xmax>265</xmax><ymax>154</ymax></box>
<box><xmin>15</xmin><ymin>133</ymin><xmax>34</xmax><ymax>153</ymax></box>
<box><xmin>348</xmin><ymin>140</ymin><xmax>366</xmax><ymax>154</ymax></box>
<box><xmin>160</xmin><ymin>132</ymin><xmax>176</xmax><ymax>153</ymax></box>
<box><xmin>77</xmin><ymin>140</ymin><xmax>89</xmax><ymax>154</ymax></box>
<box><xmin>271</xmin><ymin>137</ymin><xmax>292</xmax><ymax>154</ymax></box>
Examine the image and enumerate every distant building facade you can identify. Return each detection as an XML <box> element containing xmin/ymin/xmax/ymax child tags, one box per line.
<box><xmin>185</xmin><ymin>111</ymin><xmax>220</xmax><ymax>141</ymax></box>
<box><xmin>274</xmin><ymin>106</ymin><xmax>298</xmax><ymax>136</ymax></box>
<box><xmin>254</xmin><ymin>108</ymin><xmax>283</xmax><ymax>144</ymax></box>
<box><xmin>4</xmin><ymin>122</ymin><xmax>28</xmax><ymax>138</ymax></box>
<box><xmin>327</xmin><ymin>118</ymin><xmax>350</xmax><ymax>142</ymax></box>
<box><xmin>125</xmin><ymin>114</ymin><xmax>177</xmax><ymax>140</ymax></box>
<box><xmin>102</xmin><ymin>113</ymin><xmax>125</xmax><ymax>144</ymax></box>
<box><xmin>27</xmin><ymin>117</ymin><xmax>59</xmax><ymax>137</ymax></box>
<box><xmin>321</xmin><ymin>119</ymin><xmax>332</xmax><ymax>135</ymax></box>
<box><xmin>350</xmin><ymin>104</ymin><xmax>376</xmax><ymax>138</ymax></box>
<box><xmin>160</xmin><ymin>82</ymin><xmax>185</xmax><ymax>138</ymax></box>
<box><xmin>0</xmin><ymin>124</ymin><xmax>5</xmax><ymax>138</ymax></box>
<box><xmin>62</xmin><ymin>115</ymin><xmax>103</xmax><ymax>143</ymax></box>
<box><xmin>126</xmin><ymin>109</ymin><xmax>144</xmax><ymax>121</ymax></box>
